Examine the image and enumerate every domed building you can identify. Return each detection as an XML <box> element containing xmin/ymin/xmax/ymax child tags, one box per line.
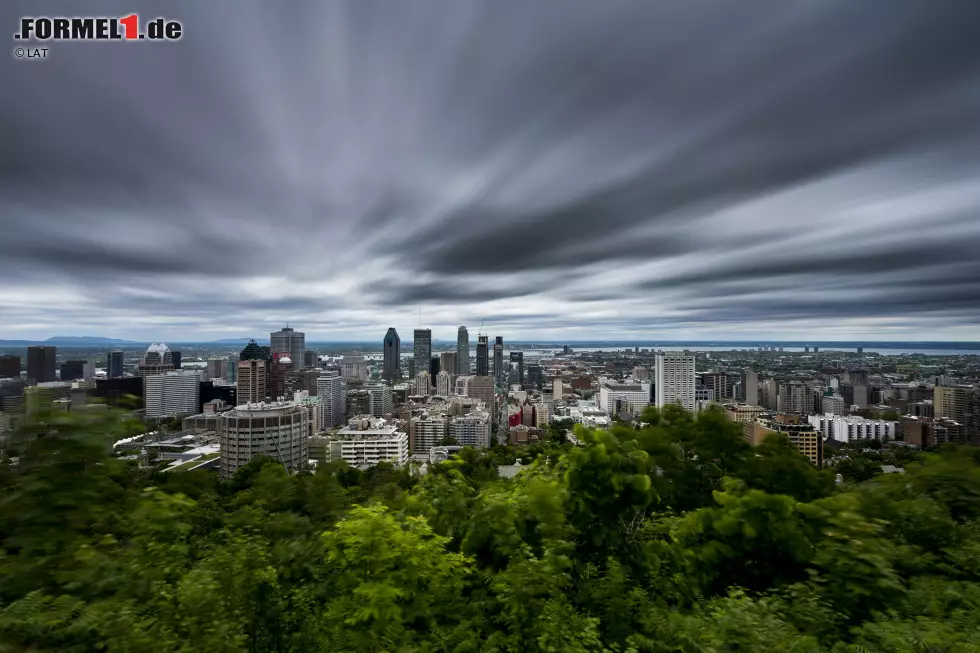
<box><xmin>138</xmin><ymin>343</ymin><xmax>175</xmax><ymax>377</ymax></box>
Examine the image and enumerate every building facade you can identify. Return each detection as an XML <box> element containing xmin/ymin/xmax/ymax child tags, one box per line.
<box><xmin>655</xmin><ymin>352</ymin><xmax>696</xmax><ymax>412</ymax></box>
<box><xmin>0</xmin><ymin>355</ymin><xmax>20</xmax><ymax>379</ymax></box>
<box><xmin>598</xmin><ymin>381</ymin><xmax>651</xmax><ymax>416</ymax></box>
<box><xmin>383</xmin><ymin>327</ymin><xmax>401</xmax><ymax>380</ymax></box>
<box><xmin>450</xmin><ymin>410</ymin><xmax>492</xmax><ymax>448</ymax></box>
<box><xmin>412</xmin><ymin>328</ymin><xmax>432</xmax><ymax>382</ymax></box>
<box><xmin>138</xmin><ymin>343</ymin><xmax>174</xmax><ymax>377</ymax></box>
<box><xmin>27</xmin><ymin>346</ymin><xmax>57</xmax><ymax>383</ymax></box>
<box><xmin>808</xmin><ymin>413</ymin><xmax>897</xmax><ymax>443</ymax></box>
<box><xmin>316</xmin><ymin>371</ymin><xmax>345</xmax><ymax>428</ymax></box>
<box><xmin>144</xmin><ymin>371</ymin><xmax>201</xmax><ymax>419</ymax></box>
<box><xmin>493</xmin><ymin>336</ymin><xmax>504</xmax><ymax>385</ymax></box>
<box><xmin>237</xmin><ymin>359</ymin><xmax>268</xmax><ymax>404</ymax></box>
<box><xmin>270</xmin><ymin>326</ymin><xmax>306</xmax><ymax>370</ymax></box>
<box><xmin>217</xmin><ymin>401</ymin><xmax>310</xmax><ymax>479</ymax></box>
<box><xmin>476</xmin><ymin>335</ymin><xmax>489</xmax><ymax>376</ymax></box>
<box><xmin>331</xmin><ymin>417</ymin><xmax>410</xmax><ymax>467</ymax></box>
<box><xmin>456</xmin><ymin>326</ymin><xmax>469</xmax><ymax>375</ymax></box>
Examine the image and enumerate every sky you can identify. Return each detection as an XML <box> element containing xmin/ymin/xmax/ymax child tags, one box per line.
<box><xmin>2</xmin><ymin>0</ymin><xmax>980</xmax><ymax>343</ymax></box>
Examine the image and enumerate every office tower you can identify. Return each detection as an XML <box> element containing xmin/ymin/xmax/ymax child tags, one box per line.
<box><xmin>82</xmin><ymin>359</ymin><xmax>95</xmax><ymax>379</ymax></box>
<box><xmin>436</xmin><ymin>370</ymin><xmax>452</xmax><ymax>396</ymax></box>
<box><xmin>138</xmin><ymin>343</ymin><xmax>174</xmax><ymax>377</ymax></box>
<box><xmin>270</xmin><ymin>325</ymin><xmax>306</xmax><ymax>369</ymax></box>
<box><xmin>413</xmin><ymin>329</ymin><xmax>432</xmax><ymax>381</ymax></box>
<box><xmin>0</xmin><ymin>355</ymin><xmax>21</xmax><ymax>379</ymax></box>
<box><xmin>346</xmin><ymin>388</ymin><xmax>372</xmax><ymax>417</ymax></box>
<box><xmin>341</xmin><ymin>355</ymin><xmax>368</xmax><ymax>382</ymax></box>
<box><xmin>411</xmin><ymin>371</ymin><xmax>432</xmax><ymax>396</ymax></box>
<box><xmin>106</xmin><ymin>350</ymin><xmax>124</xmax><ymax>378</ymax></box>
<box><xmin>218</xmin><ymin>401</ymin><xmax>309</xmax><ymax>479</ymax></box>
<box><xmin>407</xmin><ymin>359</ymin><xmax>415</xmax><ymax>378</ymax></box>
<box><xmin>509</xmin><ymin>351</ymin><xmax>524</xmax><ymax>385</ymax></box>
<box><xmin>857</xmin><ymin>346</ymin><xmax>864</xmax><ymax>355</ymax></box>
<box><xmin>440</xmin><ymin>352</ymin><xmax>458</xmax><ymax>379</ymax></box>
<box><xmin>700</xmin><ymin>372</ymin><xmax>731</xmax><ymax>401</ymax></box>
<box><xmin>316</xmin><ymin>371</ymin><xmax>345</xmax><ymax>428</ymax></box>
<box><xmin>170</xmin><ymin>350</ymin><xmax>182</xmax><ymax>369</ymax></box>
<box><xmin>27</xmin><ymin>346</ymin><xmax>57</xmax><ymax>383</ymax></box>
<box><xmin>455</xmin><ymin>375</ymin><xmax>496</xmax><ymax>416</ymax></box>
<box><xmin>60</xmin><ymin>360</ymin><xmax>86</xmax><ymax>381</ymax></box>
<box><xmin>430</xmin><ymin>356</ymin><xmax>440</xmax><ymax>377</ymax></box>
<box><xmin>304</xmin><ymin>350</ymin><xmax>318</xmax><ymax>369</ymax></box>
<box><xmin>777</xmin><ymin>382</ymin><xmax>810</xmax><ymax>414</ymax></box>
<box><xmin>476</xmin><ymin>335</ymin><xmax>489</xmax><ymax>376</ymax></box>
<box><xmin>655</xmin><ymin>352</ymin><xmax>696</xmax><ymax>411</ymax></box>
<box><xmin>268</xmin><ymin>353</ymin><xmax>293</xmax><ymax>400</ymax></box>
<box><xmin>527</xmin><ymin>364</ymin><xmax>543</xmax><ymax>388</ymax></box>
<box><xmin>365</xmin><ymin>383</ymin><xmax>393</xmax><ymax>417</ymax></box>
<box><xmin>206</xmin><ymin>358</ymin><xmax>227</xmax><ymax>380</ymax></box>
<box><xmin>822</xmin><ymin>394</ymin><xmax>846</xmax><ymax>415</ymax></box>
<box><xmin>410</xmin><ymin>413</ymin><xmax>449</xmax><ymax>454</ymax></box>
<box><xmin>457</xmin><ymin>326</ymin><xmax>469</xmax><ymax>375</ymax></box>
<box><xmin>225</xmin><ymin>354</ymin><xmax>238</xmax><ymax>383</ymax></box>
<box><xmin>743</xmin><ymin>368</ymin><xmax>758</xmax><ymax>406</ymax></box>
<box><xmin>237</xmin><ymin>359</ymin><xmax>267</xmax><ymax>404</ymax></box>
<box><xmin>144</xmin><ymin>371</ymin><xmax>201</xmax><ymax>419</ymax></box>
<box><xmin>240</xmin><ymin>339</ymin><xmax>266</xmax><ymax>361</ymax></box>
<box><xmin>383</xmin><ymin>328</ymin><xmax>401</xmax><ymax>380</ymax></box>
<box><xmin>493</xmin><ymin>337</ymin><xmax>504</xmax><ymax>384</ymax></box>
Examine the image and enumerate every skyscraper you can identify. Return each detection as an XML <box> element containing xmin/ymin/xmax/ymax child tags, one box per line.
<box><xmin>60</xmin><ymin>360</ymin><xmax>86</xmax><ymax>381</ymax></box>
<box><xmin>457</xmin><ymin>326</ymin><xmax>469</xmax><ymax>375</ymax></box>
<box><xmin>237</xmin><ymin>359</ymin><xmax>268</xmax><ymax>404</ymax></box>
<box><xmin>270</xmin><ymin>326</ymin><xmax>306</xmax><ymax>370</ymax></box>
<box><xmin>413</xmin><ymin>329</ymin><xmax>431</xmax><ymax>381</ymax></box>
<box><xmin>509</xmin><ymin>351</ymin><xmax>524</xmax><ymax>385</ymax></box>
<box><xmin>655</xmin><ymin>352</ymin><xmax>696</xmax><ymax>412</ymax></box>
<box><xmin>170</xmin><ymin>350</ymin><xmax>182</xmax><ymax>369</ymax></box>
<box><xmin>144</xmin><ymin>371</ymin><xmax>201</xmax><ymax>419</ymax></box>
<box><xmin>383</xmin><ymin>328</ymin><xmax>401</xmax><ymax>380</ymax></box>
<box><xmin>316</xmin><ymin>371</ymin><xmax>345</xmax><ymax>428</ymax></box>
<box><xmin>225</xmin><ymin>354</ymin><xmax>238</xmax><ymax>383</ymax></box>
<box><xmin>138</xmin><ymin>343</ymin><xmax>174</xmax><ymax>377</ymax></box>
<box><xmin>0</xmin><ymin>355</ymin><xmax>21</xmax><ymax>379</ymax></box>
<box><xmin>27</xmin><ymin>346</ymin><xmax>57</xmax><ymax>383</ymax></box>
<box><xmin>240</xmin><ymin>339</ymin><xmax>266</xmax><ymax>361</ymax></box>
<box><xmin>493</xmin><ymin>337</ymin><xmax>504</xmax><ymax>385</ymax></box>
<box><xmin>440</xmin><ymin>352</ymin><xmax>458</xmax><ymax>379</ymax></box>
<box><xmin>476</xmin><ymin>335</ymin><xmax>489</xmax><ymax>376</ymax></box>
<box><xmin>743</xmin><ymin>368</ymin><xmax>759</xmax><ymax>406</ymax></box>
<box><xmin>107</xmin><ymin>350</ymin><xmax>125</xmax><ymax>378</ymax></box>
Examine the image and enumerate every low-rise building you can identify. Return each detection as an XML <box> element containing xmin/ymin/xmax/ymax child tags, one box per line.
<box><xmin>751</xmin><ymin>415</ymin><xmax>823</xmax><ymax>466</ymax></box>
<box><xmin>807</xmin><ymin>413</ymin><xmax>897</xmax><ymax>443</ymax></box>
<box><xmin>217</xmin><ymin>401</ymin><xmax>309</xmax><ymax>479</ymax></box>
<box><xmin>450</xmin><ymin>410</ymin><xmax>492</xmax><ymax>448</ymax></box>
<box><xmin>330</xmin><ymin>416</ymin><xmax>410</xmax><ymax>468</ymax></box>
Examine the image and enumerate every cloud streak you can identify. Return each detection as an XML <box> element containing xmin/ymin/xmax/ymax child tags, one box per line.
<box><xmin>1</xmin><ymin>0</ymin><xmax>979</xmax><ymax>342</ymax></box>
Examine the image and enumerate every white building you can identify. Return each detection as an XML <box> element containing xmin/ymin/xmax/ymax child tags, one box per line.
<box><xmin>436</xmin><ymin>370</ymin><xmax>453</xmax><ymax>396</ymax></box>
<box><xmin>533</xmin><ymin>402</ymin><xmax>550</xmax><ymax>427</ymax></box>
<box><xmin>598</xmin><ymin>381</ymin><xmax>651</xmax><ymax>416</ymax></box>
<box><xmin>316</xmin><ymin>371</ymin><xmax>345</xmax><ymax>428</ymax></box>
<box><xmin>822</xmin><ymin>394</ymin><xmax>846</xmax><ymax>415</ymax></box>
<box><xmin>294</xmin><ymin>391</ymin><xmax>323</xmax><ymax>435</ymax></box>
<box><xmin>450</xmin><ymin>410</ymin><xmax>492</xmax><ymax>448</ymax></box>
<box><xmin>144</xmin><ymin>371</ymin><xmax>201</xmax><ymax>419</ymax></box>
<box><xmin>217</xmin><ymin>400</ymin><xmax>310</xmax><ymax>478</ymax></box>
<box><xmin>808</xmin><ymin>413</ymin><xmax>897</xmax><ymax>443</ymax></box>
<box><xmin>410</xmin><ymin>413</ymin><xmax>448</xmax><ymax>454</ymax></box>
<box><xmin>412</xmin><ymin>371</ymin><xmax>432</xmax><ymax>396</ymax></box>
<box><xmin>655</xmin><ymin>352</ymin><xmax>696</xmax><ymax>411</ymax></box>
<box><xmin>340</xmin><ymin>355</ymin><xmax>368</xmax><ymax>383</ymax></box>
<box><xmin>331</xmin><ymin>416</ymin><xmax>410</xmax><ymax>468</ymax></box>
<box><xmin>365</xmin><ymin>383</ymin><xmax>393</xmax><ymax>417</ymax></box>
<box><xmin>777</xmin><ymin>382</ymin><xmax>810</xmax><ymax>414</ymax></box>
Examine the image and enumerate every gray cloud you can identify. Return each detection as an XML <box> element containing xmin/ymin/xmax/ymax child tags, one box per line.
<box><xmin>1</xmin><ymin>0</ymin><xmax>979</xmax><ymax>341</ymax></box>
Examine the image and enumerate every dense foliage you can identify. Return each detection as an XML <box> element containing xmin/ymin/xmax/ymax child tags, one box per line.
<box><xmin>2</xmin><ymin>405</ymin><xmax>980</xmax><ymax>652</ymax></box>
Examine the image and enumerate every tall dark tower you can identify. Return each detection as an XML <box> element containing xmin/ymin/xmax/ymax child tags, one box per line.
<box><xmin>476</xmin><ymin>335</ymin><xmax>489</xmax><ymax>376</ymax></box>
<box><xmin>107</xmin><ymin>350</ymin><xmax>124</xmax><ymax>378</ymax></box>
<box><xmin>456</xmin><ymin>326</ymin><xmax>469</xmax><ymax>375</ymax></box>
<box><xmin>493</xmin><ymin>336</ymin><xmax>504</xmax><ymax>384</ymax></box>
<box><xmin>27</xmin><ymin>346</ymin><xmax>57</xmax><ymax>383</ymax></box>
<box><xmin>383</xmin><ymin>328</ymin><xmax>401</xmax><ymax>380</ymax></box>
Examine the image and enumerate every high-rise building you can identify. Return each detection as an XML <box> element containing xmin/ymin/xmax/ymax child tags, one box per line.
<box><xmin>60</xmin><ymin>360</ymin><xmax>86</xmax><ymax>382</ymax></box>
<box><xmin>450</xmin><ymin>411</ymin><xmax>492</xmax><ymax>448</ymax></box>
<box><xmin>0</xmin><ymin>355</ymin><xmax>21</xmax><ymax>379</ymax></box>
<box><xmin>27</xmin><ymin>346</ymin><xmax>57</xmax><ymax>383</ymax></box>
<box><xmin>170</xmin><ymin>350</ymin><xmax>182</xmax><ymax>370</ymax></box>
<box><xmin>217</xmin><ymin>401</ymin><xmax>309</xmax><ymax>479</ymax></box>
<box><xmin>493</xmin><ymin>337</ymin><xmax>504</xmax><ymax>384</ymax></box>
<box><xmin>411</xmin><ymin>371</ymin><xmax>432</xmax><ymax>396</ymax></box>
<box><xmin>934</xmin><ymin>385</ymin><xmax>980</xmax><ymax>441</ymax></box>
<box><xmin>316</xmin><ymin>371</ymin><xmax>345</xmax><ymax>428</ymax></box>
<box><xmin>240</xmin><ymin>339</ymin><xmax>267</xmax><ymax>361</ymax></box>
<box><xmin>410</xmin><ymin>413</ymin><xmax>448</xmax><ymax>454</ymax></box>
<box><xmin>436</xmin><ymin>370</ymin><xmax>453</xmax><ymax>396</ymax></box>
<box><xmin>476</xmin><ymin>335</ymin><xmax>489</xmax><ymax>376</ymax></box>
<box><xmin>138</xmin><ymin>343</ymin><xmax>174</xmax><ymax>377</ymax></box>
<box><xmin>455</xmin><ymin>375</ymin><xmax>496</xmax><ymax>418</ymax></box>
<box><xmin>809</xmin><ymin>413</ymin><xmax>896</xmax><ymax>443</ymax></box>
<box><xmin>206</xmin><ymin>358</ymin><xmax>227</xmax><ymax>381</ymax></box>
<box><xmin>365</xmin><ymin>383</ymin><xmax>393</xmax><ymax>417</ymax></box>
<box><xmin>144</xmin><ymin>371</ymin><xmax>201</xmax><ymax>419</ymax></box>
<box><xmin>340</xmin><ymin>355</ymin><xmax>368</xmax><ymax>382</ymax></box>
<box><xmin>509</xmin><ymin>351</ymin><xmax>524</xmax><ymax>385</ymax></box>
<box><xmin>655</xmin><ymin>352</ymin><xmax>696</xmax><ymax>412</ymax></box>
<box><xmin>456</xmin><ymin>326</ymin><xmax>469</xmax><ymax>375</ymax></box>
<box><xmin>304</xmin><ymin>350</ymin><xmax>318</xmax><ymax>369</ymax></box>
<box><xmin>106</xmin><ymin>350</ymin><xmax>125</xmax><ymax>379</ymax></box>
<box><xmin>383</xmin><ymin>328</ymin><xmax>401</xmax><ymax>380</ymax></box>
<box><xmin>237</xmin><ymin>359</ymin><xmax>267</xmax><ymax>404</ymax></box>
<box><xmin>743</xmin><ymin>368</ymin><xmax>758</xmax><ymax>406</ymax></box>
<box><xmin>440</xmin><ymin>352</ymin><xmax>458</xmax><ymax>380</ymax></box>
<box><xmin>413</xmin><ymin>329</ymin><xmax>432</xmax><ymax>381</ymax></box>
<box><xmin>700</xmin><ymin>372</ymin><xmax>731</xmax><ymax>402</ymax></box>
<box><xmin>268</xmin><ymin>354</ymin><xmax>293</xmax><ymax>400</ymax></box>
<box><xmin>270</xmin><ymin>326</ymin><xmax>306</xmax><ymax>370</ymax></box>
<box><xmin>225</xmin><ymin>354</ymin><xmax>238</xmax><ymax>383</ymax></box>
<box><xmin>777</xmin><ymin>382</ymin><xmax>810</xmax><ymax>414</ymax></box>
<box><xmin>429</xmin><ymin>356</ymin><xmax>440</xmax><ymax>377</ymax></box>
<box><xmin>527</xmin><ymin>364</ymin><xmax>543</xmax><ymax>388</ymax></box>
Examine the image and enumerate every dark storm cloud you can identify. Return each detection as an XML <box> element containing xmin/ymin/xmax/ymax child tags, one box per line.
<box><xmin>1</xmin><ymin>0</ymin><xmax>979</xmax><ymax>339</ymax></box>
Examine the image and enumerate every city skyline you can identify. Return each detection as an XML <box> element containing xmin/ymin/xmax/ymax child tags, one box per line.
<box><xmin>2</xmin><ymin>2</ymin><xmax>979</xmax><ymax>342</ymax></box>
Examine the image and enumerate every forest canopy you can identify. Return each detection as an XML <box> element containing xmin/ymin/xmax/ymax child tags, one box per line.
<box><xmin>2</xmin><ymin>405</ymin><xmax>980</xmax><ymax>652</ymax></box>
